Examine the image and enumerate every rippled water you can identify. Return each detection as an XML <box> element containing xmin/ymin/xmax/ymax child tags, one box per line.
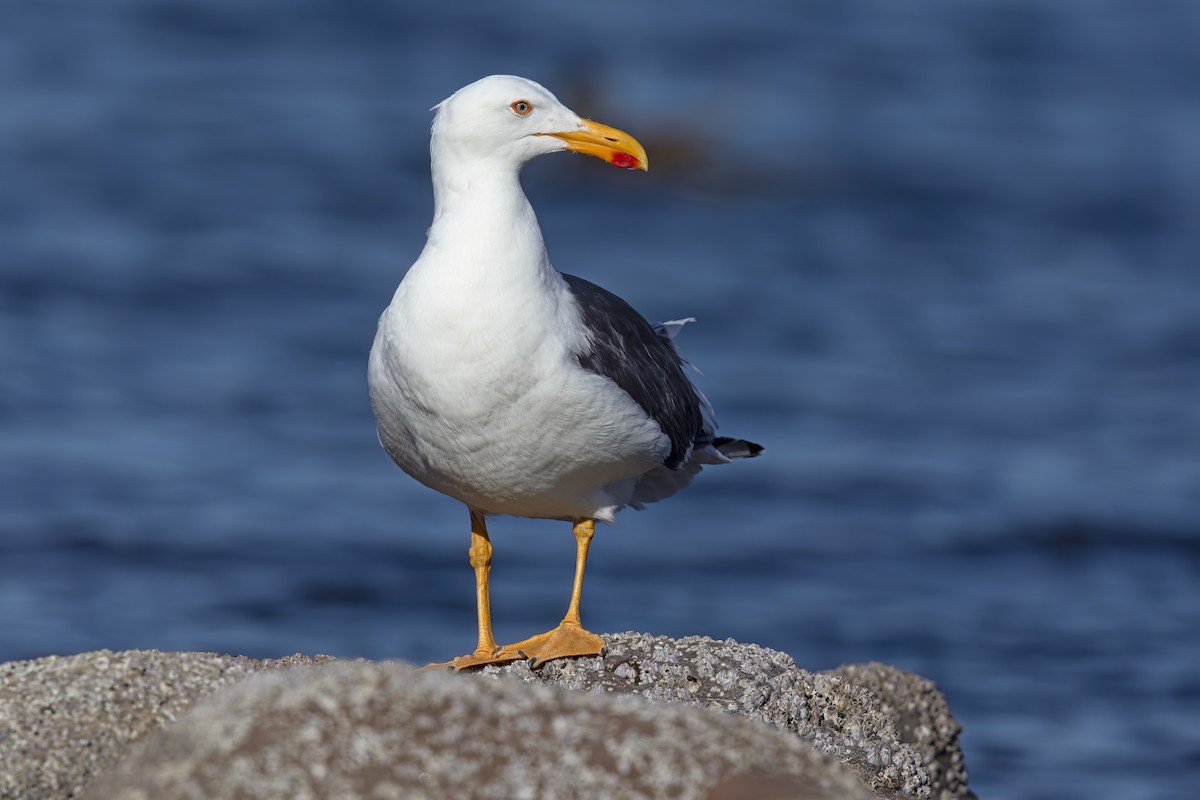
<box><xmin>2</xmin><ymin>2</ymin><xmax>1198</xmax><ymax>798</ymax></box>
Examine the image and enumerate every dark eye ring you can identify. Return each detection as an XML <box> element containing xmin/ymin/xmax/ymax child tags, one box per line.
<box><xmin>511</xmin><ymin>100</ymin><xmax>533</xmax><ymax>116</ymax></box>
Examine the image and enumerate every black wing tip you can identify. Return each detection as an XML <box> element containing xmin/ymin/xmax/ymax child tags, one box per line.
<box><xmin>713</xmin><ymin>437</ymin><xmax>764</xmax><ymax>459</ymax></box>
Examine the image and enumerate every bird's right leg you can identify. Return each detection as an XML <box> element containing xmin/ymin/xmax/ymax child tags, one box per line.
<box><xmin>422</xmin><ymin>508</ymin><xmax>526</xmax><ymax>671</ymax></box>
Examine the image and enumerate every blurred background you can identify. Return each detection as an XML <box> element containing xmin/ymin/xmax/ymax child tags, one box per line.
<box><xmin>1</xmin><ymin>1</ymin><xmax>1197</xmax><ymax>798</ymax></box>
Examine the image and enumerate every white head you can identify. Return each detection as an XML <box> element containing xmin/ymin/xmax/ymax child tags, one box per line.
<box><xmin>430</xmin><ymin>75</ymin><xmax>648</xmax><ymax>174</ymax></box>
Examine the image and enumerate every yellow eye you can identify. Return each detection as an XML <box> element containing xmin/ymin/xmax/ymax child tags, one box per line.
<box><xmin>511</xmin><ymin>100</ymin><xmax>533</xmax><ymax>116</ymax></box>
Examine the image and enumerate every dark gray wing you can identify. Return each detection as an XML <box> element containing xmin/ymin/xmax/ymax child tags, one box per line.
<box><xmin>562</xmin><ymin>273</ymin><xmax>704</xmax><ymax>470</ymax></box>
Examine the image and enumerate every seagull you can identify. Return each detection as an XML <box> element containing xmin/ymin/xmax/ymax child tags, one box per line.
<box><xmin>368</xmin><ymin>75</ymin><xmax>761</xmax><ymax>670</ymax></box>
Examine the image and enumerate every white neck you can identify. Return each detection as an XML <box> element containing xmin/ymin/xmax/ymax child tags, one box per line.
<box><xmin>423</xmin><ymin>145</ymin><xmax>549</xmax><ymax>281</ymax></box>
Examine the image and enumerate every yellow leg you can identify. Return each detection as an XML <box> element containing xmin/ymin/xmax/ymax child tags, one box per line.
<box><xmin>500</xmin><ymin>518</ymin><xmax>607</xmax><ymax>668</ymax></box>
<box><xmin>422</xmin><ymin>509</ymin><xmax>526</xmax><ymax>671</ymax></box>
<box><xmin>563</xmin><ymin>517</ymin><xmax>595</xmax><ymax>627</ymax></box>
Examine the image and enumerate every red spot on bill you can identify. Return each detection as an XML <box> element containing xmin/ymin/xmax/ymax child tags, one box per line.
<box><xmin>609</xmin><ymin>152</ymin><xmax>640</xmax><ymax>170</ymax></box>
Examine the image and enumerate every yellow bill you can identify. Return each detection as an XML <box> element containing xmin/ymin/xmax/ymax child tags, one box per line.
<box><xmin>541</xmin><ymin>119</ymin><xmax>649</xmax><ymax>171</ymax></box>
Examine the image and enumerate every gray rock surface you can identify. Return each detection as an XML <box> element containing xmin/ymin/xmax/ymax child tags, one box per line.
<box><xmin>0</xmin><ymin>649</ymin><xmax>331</xmax><ymax>799</ymax></box>
<box><xmin>0</xmin><ymin>633</ymin><xmax>974</xmax><ymax>800</ymax></box>
<box><xmin>833</xmin><ymin>662</ymin><xmax>974</xmax><ymax>800</ymax></box>
<box><xmin>80</xmin><ymin>659</ymin><xmax>878</xmax><ymax>800</ymax></box>
<box><xmin>479</xmin><ymin>632</ymin><xmax>974</xmax><ymax>800</ymax></box>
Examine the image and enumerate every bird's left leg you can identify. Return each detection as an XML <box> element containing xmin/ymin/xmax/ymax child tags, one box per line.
<box><xmin>499</xmin><ymin>517</ymin><xmax>607</xmax><ymax>668</ymax></box>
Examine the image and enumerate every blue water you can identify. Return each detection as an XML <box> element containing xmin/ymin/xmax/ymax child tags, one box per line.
<box><xmin>2</xmin><ymin>2</ymin><xmax>1198</xmax><ymax>798</ymax></box>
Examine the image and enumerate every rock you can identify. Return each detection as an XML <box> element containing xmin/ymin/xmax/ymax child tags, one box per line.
<box><xmin>0</xmin><ymin>634</ymin><xmax>974</xmax><ymax>799</ymax></box>
<box><xmin>0</xmin><ymin>649</ymin><xmax>331</xmax><ymax>800</ymax></box>
<box><xmin>833</xmin><ymin>662</ymin><xmax>974</xmax><ymax>800</ymax></box>
<box><xmin>480</xmin><ymin>632</ymin><xmax>974</xmax><ymax>799</ymax></box>
<box><xmin>79</xmin><ymin>659</ymin><xmax>878</xmax><ymax>800</ymax></box>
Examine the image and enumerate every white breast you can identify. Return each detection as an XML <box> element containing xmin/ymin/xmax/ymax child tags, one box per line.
<box><xmin>368</xmin><ymin>253</ymin><xmax>668</xmax><ymax>521</ymax></box>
